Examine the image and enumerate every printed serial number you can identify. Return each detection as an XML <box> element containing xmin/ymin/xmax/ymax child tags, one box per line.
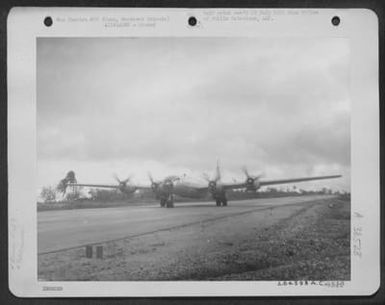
<box><xmin>42</xmin><ymin>286</ymin><xmax>63</xmax><ymax>291</ymax></box>
<box><xmin>277</xmin><ymin>281</ymin><xmax>344</xmax><ymax>288</ymax></box>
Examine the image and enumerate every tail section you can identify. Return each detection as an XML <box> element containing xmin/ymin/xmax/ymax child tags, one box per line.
<box><xmin>215</xmin><ymin>159</ymin><xmax>221</xmax><ymax>182</ymax></box>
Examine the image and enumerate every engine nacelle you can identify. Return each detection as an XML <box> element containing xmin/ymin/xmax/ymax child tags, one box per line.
<box><xmin>159</xmin><ymin>180</ymin><xmax>174</xmax><ymax>195</ymax></box>
<box><xmin>208</xmin><ymin>181</ymin><xmax>217</xmax><ymax>193</ymax></box>
<box><xmin>245</xmin><ymin>178</ymin><xmax>260</xmax><ymax>191</ymax></box>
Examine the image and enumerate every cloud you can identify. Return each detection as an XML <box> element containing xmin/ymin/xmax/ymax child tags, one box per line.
<box><xmin>37</xmin><ymin>37</ymin><xmax>350</xmax><ymax>190</ymax></box>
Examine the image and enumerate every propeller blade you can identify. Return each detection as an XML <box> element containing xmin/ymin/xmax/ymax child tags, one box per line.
<box><xmin>202</xmin><ymin>173</ymin><xmax>210</xmax><ymax>182</ymax></box>
<box><xmin>253</xmin><ymin>170</ymin><xmax>265</xmax><ymax>179</ymax></box>
<box><xmin>242</xmin><ymin>166</ymin><xmax>251</xmax><ymax>178</ymax></box>
<box><xmin>147</xmin><ymin>172</ymin><xmax>154</xmax><ymax>183</ymax></box>
<box><xmin>113</xmin><ymin>173</ymin><xmax>121</xmax><ymax>184</ymax></box>
<box><xmin>243</xmin><ymin>166</ymin><xmax>265</xmax><ymax>181</ymax></box>
<box><xmin>122</xmin><ymin>174</ymin><xmax>133</xmax><ymax>184</ymax></box>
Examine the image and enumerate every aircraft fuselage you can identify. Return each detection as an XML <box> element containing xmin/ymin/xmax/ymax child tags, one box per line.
<box><xmin>173</xmin><ymin>182</ymin><xmax>207</xmax><ymax>199</ymax></box>
<box><xmin>154</xmin><ymin>180</ymin><xmax>227</xmax><ymax>208</ymax></box>
<box><xmin>119</xmin><ymin>185</ymin><xmax>137</xmax><ymax>194</ymax></box>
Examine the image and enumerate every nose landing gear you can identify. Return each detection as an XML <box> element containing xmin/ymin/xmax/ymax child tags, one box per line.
<box><xmin>160</xmin><ymin>198</ymin><xmax>166</xmax><ymax>207</ymax></box>
<box><xmin>215</xmin><ymin>197</ymin><xmax>228</xmax><ymax>207</ymax></box>
<box><xmin>160</xmin><ymin>194</ymin><xmax>174</xmax><ymax>208</ymax></box>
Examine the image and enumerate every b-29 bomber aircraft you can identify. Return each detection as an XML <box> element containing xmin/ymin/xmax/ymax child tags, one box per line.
<box><xmin>58</xmin><ymin>164</ymin><xmax>342</xmax><ymax>208</ymax></box>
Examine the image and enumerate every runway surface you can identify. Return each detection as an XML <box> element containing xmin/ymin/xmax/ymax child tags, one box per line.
<box><xmin>38</xmin><ymin>195</ymin><xmax>335</xmax><ymax>254</ymax></box>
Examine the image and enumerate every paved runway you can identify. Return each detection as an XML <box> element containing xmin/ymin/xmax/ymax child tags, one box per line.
<box><xmin>38</xmin><ymin>195</ymin><xmax>334</xmax><ymax>254</ymax></box>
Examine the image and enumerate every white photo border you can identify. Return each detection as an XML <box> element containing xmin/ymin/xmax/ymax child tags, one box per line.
<box><xmin>7</xmin><ymin>7</ymin><xmax>379</xmax><ymax>297</ymax></box>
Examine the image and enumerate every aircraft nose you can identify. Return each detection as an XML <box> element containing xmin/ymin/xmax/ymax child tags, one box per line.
<box><xmin>163</xmin><ymin>180</ymin><xmax>173</xmax><ymax>192</ymax></box>
<box><xmin>209</xmin><ymin>181</ymin><xmax>216</xmax><ymax>190</ymax></box>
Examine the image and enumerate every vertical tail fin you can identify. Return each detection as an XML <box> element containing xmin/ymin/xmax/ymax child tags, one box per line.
<box><xmin>215</xmin><ymin>159</ymin><xmax>221</xmax><ymax>182</ymax></box>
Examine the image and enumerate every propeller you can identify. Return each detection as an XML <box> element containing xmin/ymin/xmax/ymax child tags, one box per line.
<box><xmin>242</xmin><ymin>166</ymin><xmax>264</xmax><ymax>190</ymax></box>
<box><xmin>147</xmin><ymin>172</ymin><xmax>154</xmax><ymax>183</ymax></box>
<box><xmin>203</xmin><ymin>161</ymin><xmax>222</xmax><ymax>191</ymax></box>
<box><xmin>242</xmin><ymin>166</ymin><xmax>263</xmax><ymax>179</ymax></box>
<box><xmin>148</xmin><ymin>172</ymin><xmax>159</xmax><ymax>190</ymax></box>
<box><xmin>113</xmin><ymin>173</ymin><xmax>132</xmax><ymax>186</ymax></box>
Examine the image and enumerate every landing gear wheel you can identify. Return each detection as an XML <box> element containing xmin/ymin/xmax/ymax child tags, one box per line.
<box><xmin>166</xmin><ymin>195</ymin><xmax>174</xmax><ymax>208</ymax></box>
<box><xmin>160</xmin><ymin>199</ymin><xmax>166</xmax><ymax>207</ymax></box>
<box><xmin>216</xmin><ymin>200</ymin><xmax>221</xmax><ymax>207</ymax></box>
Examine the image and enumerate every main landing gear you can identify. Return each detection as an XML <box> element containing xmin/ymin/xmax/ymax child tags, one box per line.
<box><xmin>215</xmin><ymin>198</ymin><xmax>228</xmax><ymax>207</ymax></box>
<box><xmin>160</xmin><ymin>195</ymin><xmax>174</xmax><ymax>208</ymax></box>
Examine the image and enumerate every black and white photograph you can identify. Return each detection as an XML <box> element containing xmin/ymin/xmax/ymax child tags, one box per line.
<box><xmin>37</xmin><ymin>36</ymin><xmax>350</xmax><ymax>281</ymax></box>
<box><xmin>7</xmin><ymin>8</ymin><xmax>379</xmax><ymax>296</ymax></box>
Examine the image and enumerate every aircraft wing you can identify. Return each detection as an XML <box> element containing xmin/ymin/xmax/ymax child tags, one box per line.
<box><xmin>133</xmin><ymin>185</ymin><xmax>153</xmax><ymax>191</ymax></box>
<box><xmin>259</xmin><ymin>175</ymin><xmax>342</xmax><ymax>186</ymax></box>
<box><xmin>68</xmin><ymin>183</ymin><xmax>154</xmax><ymax>191</ymax></box>
<box><xmin>223</xmin><ymin>182</ymin><xmax>248</xmax><ymax>190</ymax></box>
<box><xmin>67</xmin><ymin>183</ymin><xmax>120</xmax><ymax>189</ymax></box>
<box><xmin>195</xmin><ymin>182</ymin><xmax>247</xmax><ymax>192</ymax></box>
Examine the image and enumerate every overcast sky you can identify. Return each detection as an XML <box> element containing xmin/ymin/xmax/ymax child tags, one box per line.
<box><xmin>37</xmin><ymin>37</ymin><xmax>350</xmax><ymax>191</ymax></box>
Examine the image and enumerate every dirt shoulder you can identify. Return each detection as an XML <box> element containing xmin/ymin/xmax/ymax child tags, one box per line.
<box><xmin>38</xmin><ymin>197</ymin><xmax>350</xmax><ymax>281</ymax></box>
